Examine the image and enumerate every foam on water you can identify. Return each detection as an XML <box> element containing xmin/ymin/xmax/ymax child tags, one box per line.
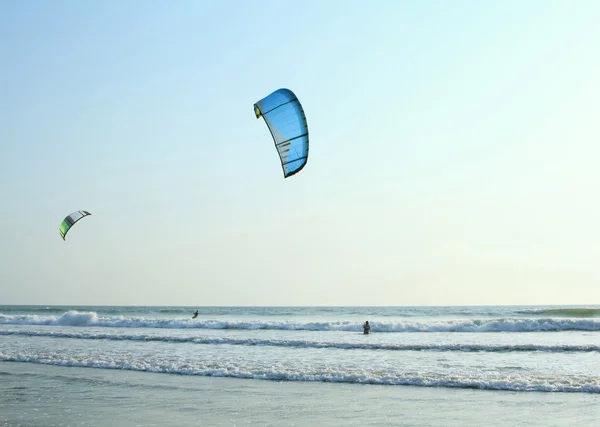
<box><xmin>1</xmin><ymin>351</ymin><xmax>598</xmax><ymax>393</ymax></box>
<box><xmin>2</xmin><ymin>311</ymin><xmax>600</xmax><ymax>332</ymax></box>
<box><xmin>1</xmin><ymin>329</ymin><xmax>599</xmax><ymax>353</ymax></box>
<box><xmin>3</xmin><ymin>305</ymin><xmax>600</xmax><ymax>400</ymax></box>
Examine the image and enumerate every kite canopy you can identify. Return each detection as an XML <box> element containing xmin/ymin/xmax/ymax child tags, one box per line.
<box><xmin>59</xmin><ymin>210</ymin><xmax>91</xmax><ymax>240</ymax></box>
<box><xmin>254</xmin><ymin>88</ymin><xmax>309</xmax><ymax>178</ymax></box>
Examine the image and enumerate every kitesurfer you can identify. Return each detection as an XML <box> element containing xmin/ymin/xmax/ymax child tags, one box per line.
<box><xmin>363</xmin><ymin>321</ymin><xmax>370</xmax><ymax>335</ymax></box>
<box><xmin>192</xmin><ymin>310</ymin><xmax>199</xmax><ymax>319</ymax></box>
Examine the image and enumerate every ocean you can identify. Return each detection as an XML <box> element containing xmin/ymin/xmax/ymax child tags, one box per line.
<box><xmin>1</xmin><ymin>305</ymin><xmax>599</xmax><ymax>426</ymax></box>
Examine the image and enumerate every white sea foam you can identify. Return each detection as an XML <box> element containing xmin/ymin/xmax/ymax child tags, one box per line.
<box><xmin>2</xmin><ymin>312</ymin><xmax>600</xmax><ymax>332</ymax></box>
<box><xmin>1</xmin><ymin>329</ymin><xmax>598</xmax><ymax>353</ymax></box>
<box><xmin>1</xmin><ymin>351</ymin><xmax>598</xmax><ymax>393</ymax></box>
<box><xmin>3</xmin><ymin>306</ymin><xmax>600</xmax><ymax>399</ymax></box>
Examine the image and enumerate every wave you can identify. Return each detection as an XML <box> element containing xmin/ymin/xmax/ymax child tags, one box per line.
<box><xmin>1</xmin><ymin>354</ymin><xmax>598</xmax><ymax>393</ymax></box>
<box><xmin>0</xmin><ymin>307</ymin><xmax>68</xmax><ymax>313</ymax></box>
<box><xmin>5</xmin><ymin>306</ymin><xmax>600</xmax><ymax>319</ymax></box>
<box><xmin>3</xmin><ymin>311</ymin><xmax>600</xmax><ymax>332</ymax></box>
<box><xmin>1</xmin><ymin>329</ymin><xmax>598</xmax><ymax>353</ymax></box>
<box><xmin>517</xmin><ymin>308</ymin><xmax>600</xmax><ymax>318</ymax></box>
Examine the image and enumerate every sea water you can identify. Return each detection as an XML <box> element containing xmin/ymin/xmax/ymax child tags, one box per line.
<box><xmin>1</xmin><ymin>305</ymin><xmax>599</xmax><ymax>426</ymax></box>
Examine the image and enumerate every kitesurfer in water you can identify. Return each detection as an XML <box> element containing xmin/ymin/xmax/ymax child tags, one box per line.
<box><xmin>192</xmin><ymin>310</ymin><xmax>199</xmax><ymax>319</ymax></box>
<box><xmin>363</xmin><ymin>321</ymin><xmax>370</xmax><ymax>335</ymax></box>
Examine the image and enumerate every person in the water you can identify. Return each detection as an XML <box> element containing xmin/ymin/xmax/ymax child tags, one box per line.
<box><xmin>192</xmin><ymin>310</ymin><xmax>199</xmax><ymax>319</ymax></box>
<box><xmin>363</xmin><ymin>320</ymin><xmax>370</xmax><ymax>334</ymax></box>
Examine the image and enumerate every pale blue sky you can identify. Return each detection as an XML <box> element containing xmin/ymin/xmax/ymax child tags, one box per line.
<box><xmin>1</xmin><ymin>0</ymin><xmax>599</xmax><ymax>306</ymax></box>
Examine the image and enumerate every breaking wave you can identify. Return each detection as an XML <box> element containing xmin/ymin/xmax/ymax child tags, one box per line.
<box><xmin>2</xmin><ymin>311</ymin><xmax>600</xmax><ymax>332</ymax></box>
<box><xmin>1</xmin><ymin>352</ymin><xmax>598</xmax><ymax>393</ymax></box>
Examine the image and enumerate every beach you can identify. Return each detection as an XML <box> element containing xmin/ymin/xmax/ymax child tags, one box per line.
<box><xmin>1</xmin><ymin>305</ymin><xmax>600</xmax><ymax>426</ymax></box>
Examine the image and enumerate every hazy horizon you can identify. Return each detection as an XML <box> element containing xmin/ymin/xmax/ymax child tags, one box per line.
<box><xmin>2</xmin><ymin>303</ymin><xmax>600</xmax><ymax>308</ymax></box>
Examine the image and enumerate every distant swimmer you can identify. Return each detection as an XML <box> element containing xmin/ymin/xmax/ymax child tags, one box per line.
<box><xmin>192</xmin><ymin>310</ymin><xmax>199</xmax><ymax>319</ymax></box>
<box><xmin>363</xmin><ymin>321</ymin><xmax>370</xmax><ymax>335</ymax></box>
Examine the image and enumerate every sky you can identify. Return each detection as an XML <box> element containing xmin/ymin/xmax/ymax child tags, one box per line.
<box><xmin>1</xmin><ymin>0</ymin><xmax>599</xmax><ymax>306</ymax></box>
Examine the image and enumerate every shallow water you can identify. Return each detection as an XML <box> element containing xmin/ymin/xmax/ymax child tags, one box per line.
<box><xmin>1</xmin><ymin>305</ymin><xmax>600</xmax><ymax>425</ymax></box>
<box><xmin>1</xmin><ymin>362</ymin><xmax>599</xmax><ymax>426</ymax></box>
